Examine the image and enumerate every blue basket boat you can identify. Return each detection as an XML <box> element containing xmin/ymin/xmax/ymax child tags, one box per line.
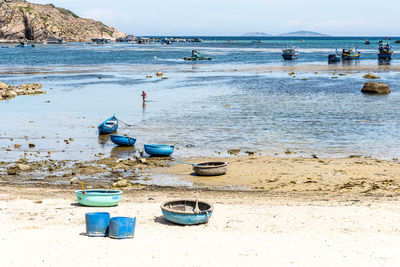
<box><xmin>85</xmin><ymin>212</ymin><xmax>110</xmax><ymax>237</ymax></box>
<box><xmin>75</xmin><ymin>189</ymin><xmax>122</xmax><ymax>207</ymax></box>
<box><xmin>161</xmin><ymin>199</ymin><xmax>214</xmax><ymax>225</ymax></box>
<box><xmin>110</xmin><ymin>134</ymin><xmax>136</xmax><ymax>146</ymax></box>
<box><xmin>109</xmin><ymin>217</ymin><xmax>136</xmax><ymax>239</ymax></box>
<box><xmin>98</xmin><ymin>115</ymin><xmax>118</xmax><ymax>134</ymax></box>
<box><xmin>144</xmin><ymin>144</ymin><xmax>174</xmax><ymax>156</ymax></box>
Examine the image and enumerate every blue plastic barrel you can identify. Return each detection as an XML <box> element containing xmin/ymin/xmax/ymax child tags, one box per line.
<box><xmin>85</xmin><ymin>212</ymin><xmax>110</xmax><ymax>237</ymax></box>
<box><xmin>109</xmin><ymin>217</ymin><xmax>136</xmax><ymax>239</ymax></box>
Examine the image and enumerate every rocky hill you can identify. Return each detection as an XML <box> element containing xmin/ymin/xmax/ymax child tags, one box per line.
<box><xmin>0</xmin><ymin>0</ymin><xmax>125</xmax><ymax>42</ymax></box>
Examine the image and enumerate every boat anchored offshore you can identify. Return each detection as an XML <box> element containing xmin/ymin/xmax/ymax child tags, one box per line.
<box><xmin>364</xmin><ymin>38</ymin><xmax>370</xmax><ymax>45</ymax></box>
<box><xmin>378</xmin><ymin>40</ymin><xmax>393</xmax><ymax>60</ymax></box>
<box><xmin>328</xmin><ymin>49</ymin><xmax>341</xmax><ymax>62</ymax></box>
<box><xmin>342</xmin><ymin>47</ymin><xmax>361</xmax><ymax>60</ymax></box>
<box><xmin>98</xmin><ymin>115</ymin><xmax>118</xmax><ymax>134</ymax></box>
<box><xmin>282</xmin><ymin>47</ymin><xmax>298</xmax><ymax>60</ymax></box>
<box><xmin>183</xmin><ymin>50</ymin><xmax>212</xmax><ymax>61</ymax></box>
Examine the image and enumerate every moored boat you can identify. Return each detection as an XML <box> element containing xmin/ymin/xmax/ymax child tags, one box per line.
<box><xmin>282</xmin><ymin>47</ymin><xmax>298</xmax><ymax>60</ymax></box>
<box><xmin>364</xmin><ymin>38</ymin><xmax>370</xmax><ymax>45</ymax></box>
<box><xmin>144</xmin><ymin>144</ymin><xmax>174</xmax><ymax>156</ymax></box>
<box><xmin>110</xmin><ymin>134</ymin><xmax>136</xmax><ymax>146</ymax></box>
<box><xmin>183</xmin><ymin>50</ymin><xmax>212</xmax><ymax>61</ymax></box>
<box><xmin>328</xmin><ymin>49</ymin><xmax>341</xmax><ymax>62</ymax></box>
<box><xmin>98</xmin><ymin>115</ymin><xmax>118</xmax><ymax>134</ymax></box>
<box><xmin>342</xmin><ymin>48</ymin><xmax>361</xmax><ymax>60</ymax></box>
<box><xmin>378</xmin><ymin>40</ymin><xmax>393</xmax><ymax>60</ymax></box>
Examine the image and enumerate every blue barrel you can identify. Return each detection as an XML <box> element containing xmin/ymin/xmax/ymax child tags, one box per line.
<box><xmin>85</xmin><ymin>212</ymin><xmax>110</xmax><ymax>237</ymax></box>
<box><xmin>109</xmin><ymin>217</ymin><xmax>136</xmax><ymax>239</ymax></box>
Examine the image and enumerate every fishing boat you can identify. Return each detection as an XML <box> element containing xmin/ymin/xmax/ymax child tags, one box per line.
<box><xmin>378</xmin><ymin>40</ymin><xmax>393</xmax><ymax>60</ymax></box>
<box><xmin>342</xmin><ymin>48</ymin><xmax>361</xmax><ymax>60</ymax></box>
<box><xmin>364</xmin><ymin>38</ymin><xmax>370</xmax><ymax>45</ymax></box>
<box><xmin>98</xmin><ymin>115</ymin><xmax>118</xmax><ymax>134</ymax></box>
<box><xmin>395</xmin><ymin>40</ymin><xmax>400</xmax><ymax>44</ymax></box>
<box><xmin>160</xmin><ymin>199</ymin><xmax>214</xmax><ymax>225</ymax></box>
<box><xmin>75</xmin><ymin>189</ymin><xmax>122</xmax><ymax>207</ymax></box>
<box><xmin>183</xmin><ymin>50</ymin><xmax>212</xmax><ymax>61</ymax></box>
<box><xmin>144</xmin><ymin>144</ymin><xmax>174</xmax><ymax>156</ymax></box>
<box><xmin>328</xmin><ymin>49</ymin><xmax>341</xmax><ymax>62</ymax></box>
<box><xmin>282</xmin><ymin>47</ymin><xmax>298</xmax><ymax>60</ymax></box>
<box><xmin>110</xmin><ymin>134</ymin><xmax>136</xmax><ymax>146</ymax></box>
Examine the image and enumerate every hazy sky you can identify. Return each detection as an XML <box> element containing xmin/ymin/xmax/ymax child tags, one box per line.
<box><xmin>31</xmin><ymin>0</ymin><xmax>400</xmax><ymax>36</ymax></box>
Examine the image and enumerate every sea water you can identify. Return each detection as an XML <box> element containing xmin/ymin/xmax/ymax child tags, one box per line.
<box><xmin>0</xmin><ymin>37</ymin><xmax>399</xmax><ymax>161</ymax></box>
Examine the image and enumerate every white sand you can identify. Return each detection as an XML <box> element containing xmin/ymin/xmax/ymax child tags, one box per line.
<box><xmin>1</xmin><ymin>188</ymin><xmax>400</xmax><ymax>267</ymax></box>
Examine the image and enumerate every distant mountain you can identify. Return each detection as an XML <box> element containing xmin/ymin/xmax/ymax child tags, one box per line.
<box><xmin>279</xmin><ymin>31</ymin><xmax>329</xmax><ymax>37</ymax></box>
<box><xmin>243</xmin><ymin>32</ymin><xmax>271</xmax><ymax>36</ymax></box>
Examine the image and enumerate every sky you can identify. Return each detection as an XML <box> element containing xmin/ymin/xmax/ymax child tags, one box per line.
<box><xmin>31</xmin><ymin>0</ymin><xmax>400</xmax><ymax>36</ymax></box>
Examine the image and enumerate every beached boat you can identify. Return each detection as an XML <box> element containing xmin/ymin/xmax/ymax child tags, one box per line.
<box><xmin>378</xmin><ymin>40</ymin><xmax>393</xmax><ymax>60</ymax></box>
<box><xmin>161</xmin><ymin>199</ymin><xmax>213</xmax><ymax>225</ymax></box>
<box><xmin>193</xmin><ymin>162</ymin><xmax>228</xmax><ymax>176</ymax></box>
<box><xmin>98</xmin><ymin>115</ymin><xmax>118</xmax><ymax>134</ymax></box>
<box><xmin>282</xmin><ymin>47</ymin><xmax>298</xmax><ymax>60</ymax></box>
<box><xmin>342</xmin><ymin>48</ymin><xmax>361</xmax><ymax>60</ymax></box>
<box><xmin>144</xmin><ymin>144</ymin><xmax>174</xmax><ymax>156</ymax></box>
<box><xmin>110</xmin><ymin>134</ymin><xmax>136</xmax><ymax>146</ymax></box>
<box><xmin>75</xmin><ymin>189</ymin><xmax>123</xmax><ymax>207</ymax></box>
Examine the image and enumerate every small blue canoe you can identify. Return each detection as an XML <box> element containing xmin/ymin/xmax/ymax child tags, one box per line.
<box><xmin>98</xmin><ymin>115</ymin><xmax>118</xmax><ymax>134</ymax></box>
<box><xmin>161</xmin><ymin>199</ymin><xmax>213</xmax><ymax>225</ymax></box>
<box><xmin>144</xmin><ymin>144</ymin><xmax>174</xmax><ymax>156</ymax></box>
<box><xmin>110</xmin><ymin>135</ymin><xmax>136</xmax><ymax>146</ymax></box>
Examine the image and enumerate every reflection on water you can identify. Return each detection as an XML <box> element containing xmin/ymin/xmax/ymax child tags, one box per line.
<box><xmin>110</xmin><ymin>146</ymin><xmax>137</xmax><ymax>158</ymax></box>
<box><xmin>378</xmin><ymin>59</ymin><xmax>392</xmax><ymax>65</ymax></box>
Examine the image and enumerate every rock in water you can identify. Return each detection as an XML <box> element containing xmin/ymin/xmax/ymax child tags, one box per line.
<box><xmin>361</xmin><ymin>82</ymin><xmax>391</xmax><ymax>95</ymax></box>
<box><xmin>0</xmin><ymin>0</ymin><xmax>125</xmax><ymax>42</ymax></box>
<box><xmin>363</xmin><ymin>73</ymin><xmax>381</xmax><ymax>79</ymax></box>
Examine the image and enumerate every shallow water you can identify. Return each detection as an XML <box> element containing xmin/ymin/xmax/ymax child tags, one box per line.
<box><xmin>1</xmin><ymin>38</ymin><xmax>399</xmax><ymax>162</ymax></box>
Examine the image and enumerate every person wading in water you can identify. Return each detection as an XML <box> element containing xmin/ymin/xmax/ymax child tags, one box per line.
<box><xmin>141</xmin><ymin>90</ymin><xmax>147</xmax><ymax>102</ymax></box>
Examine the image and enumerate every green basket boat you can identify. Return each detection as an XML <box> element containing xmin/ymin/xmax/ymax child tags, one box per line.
<box><xmin>75</xmin><ymin>189</ymin><xmax>123</xmax><ymax>207</ymax></box>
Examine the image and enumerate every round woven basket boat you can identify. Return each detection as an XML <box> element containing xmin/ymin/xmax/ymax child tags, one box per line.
<box><xmin>193</xmin><ymin>162</ymin><xmax>227</xmax><ymax>176</ymax></box>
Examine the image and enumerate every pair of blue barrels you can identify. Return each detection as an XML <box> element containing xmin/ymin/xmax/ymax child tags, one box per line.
<box><xmin>85</xmin><ymin>212</ymin><xmax>136</xmax><ymax>239</ymax></box>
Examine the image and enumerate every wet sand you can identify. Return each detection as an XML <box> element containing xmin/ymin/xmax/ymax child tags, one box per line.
<box><xmin>1</xmin><ymin>186</ymin><xmax>400</xmax><ymax>266</ymax></box>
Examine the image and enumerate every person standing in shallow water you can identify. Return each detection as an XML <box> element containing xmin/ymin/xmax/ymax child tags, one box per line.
<box><xmin>141</xmin><ymin>90</ymin><xmax>147</xmax><ymax>102</ymax></box>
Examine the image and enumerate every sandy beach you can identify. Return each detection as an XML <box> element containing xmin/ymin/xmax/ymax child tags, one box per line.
<box><xmin>1</xmin><ymin>186</ymin><xmax>400</xmax><ymax>266</ymax></box>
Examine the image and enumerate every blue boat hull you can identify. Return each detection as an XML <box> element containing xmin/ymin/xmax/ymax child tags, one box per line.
<box><xmin>378</xmin><ymin>53</ymin><xmax>393</xmax><ymax>59</ymax></box>
<box><xmin>328</xmin><ymin>54</ymin><xmax>341</xmax><ymax>62</ymax></box>
<box><xmin>110</xmin><ymin>135</ymin><xmax>136</xmax><ymax>146</ymax></box>
<box><xmin>162</xmin><ymin>209</ymin><xmax>213</xmax><ymax>225</ymax></box>
<box><xmin>98</xmin><ymin>115</ymin><xmax>118</xmax><ymax>134</ymax></box>
<box><xmin>144</xmin><ymin>144</ymin><xmax>174</xmax><ymax>156</ymax></box>
<box><xmin>282</xmin><ymin>54</ymin><xmax>296</xmax><ymax>60</ymax></box>
<box><xmin>160</xmin><ymin>199</ymin><xmax>214</xmax><ymax>225</ymax></box>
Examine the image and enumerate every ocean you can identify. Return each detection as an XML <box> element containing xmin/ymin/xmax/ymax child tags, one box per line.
<box><xmin>0</xmin><ymin>36</ymin><xmax>399</xmax><ymax>161</ymax></box>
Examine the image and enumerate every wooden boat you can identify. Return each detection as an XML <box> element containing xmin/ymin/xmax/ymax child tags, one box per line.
<box><xmin>98</xmin><ymin>115</ymin><xmax>118</xmax><ymax>134</ymax></box>
<box><xmin>144</xmin><ymin>144</ymin><xmax>174</xmax><ymax>156</ymax></box>
<box><xmin>342</xmin><ymin>48</ymin><xmax>361</xmax><ymax>60</ymax></box>
<box><xmin>378</xmin><ymin>40</ymin><xmax>393</xmax><ymax>60</ymax></box>
<box><xmin>193</xmin><ymin>162</ymin><xmax>228</xmax><ymax>176</ymax></box>
<box><xmin>395</xmin><ymin>40</ymin><xmax>400</xmax><ymax>44</ymax></box>
<box><xmin>282</xmin><ymin>47</ymin><xmax>298</xmax><ymax>60</ymax></box>
<box><xmin>110</xmin><ymin>134</ymin><xmax>136</xmax><ymax>146</ymax></box>
<box><xmin>161</xmin><ymin>199</ymin><xmax>213</xmax><ymax>225</ymax></box>
<box><xmin>364</xmin><ymin>38</ymin><xmax>370</xmax><ymax>45</ymax></box>
<box><xmin>75</xmin><ymin>189</ymin><xmax>122</xmax><ymax>207</ymax></box>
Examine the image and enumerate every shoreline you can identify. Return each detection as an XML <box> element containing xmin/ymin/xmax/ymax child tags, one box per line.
<box><xmin>1</xmin><ymin>155</ymin><xmax>399</xmax><ymax>198</ymax></box>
